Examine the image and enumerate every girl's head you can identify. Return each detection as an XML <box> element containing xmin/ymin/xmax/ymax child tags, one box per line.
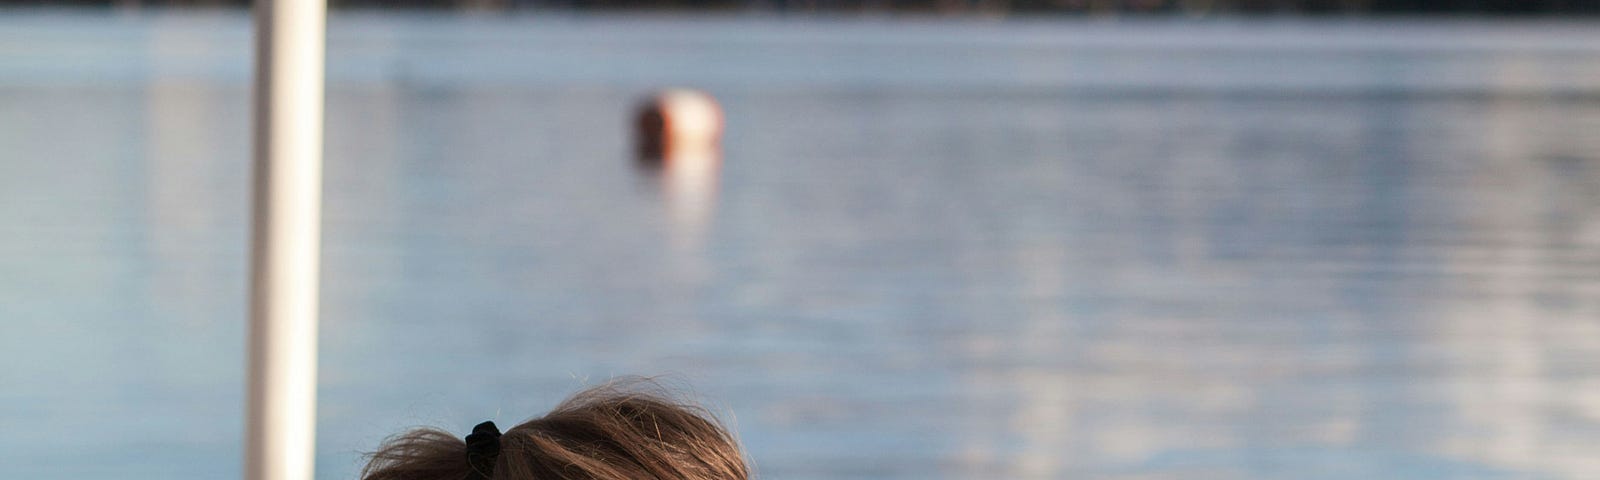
<box><xmin>361</xmin><ymin>379</ymin><xmax>748</xmax><ymax>480</ymax></box>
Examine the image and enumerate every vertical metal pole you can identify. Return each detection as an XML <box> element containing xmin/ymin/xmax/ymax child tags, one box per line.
<box><xmin>246</xmin><ymin>0</ymin><xmax>325</xmax><ymax>476</ymax></box>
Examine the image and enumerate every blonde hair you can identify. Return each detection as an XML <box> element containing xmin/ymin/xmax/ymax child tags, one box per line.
<box><xmin>361</xmin><ymin>379</ymin><xmax>749</xmax><ymax>480</ymax></box>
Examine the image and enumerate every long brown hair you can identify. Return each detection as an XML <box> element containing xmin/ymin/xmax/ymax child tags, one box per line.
<box><xmin>361</xmin><ymin>379</ymin><xmax>750</xmax><ymax>480</ymax></box>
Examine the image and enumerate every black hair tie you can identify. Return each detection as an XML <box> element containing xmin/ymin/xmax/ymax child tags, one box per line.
<box><xmin>464</xmin><ymin>421</ymin><xmax>501</xmax><ymax>480</ymax></box>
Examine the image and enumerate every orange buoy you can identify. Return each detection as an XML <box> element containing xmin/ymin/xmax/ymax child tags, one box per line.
<box><xmin>636</xmin><ymin>89</ymin><xmax>723</xmax><ymax>163</ymax></box>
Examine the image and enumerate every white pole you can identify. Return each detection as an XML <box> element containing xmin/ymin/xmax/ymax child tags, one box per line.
<box><xmin>245</xmin><ymin>0</ymin><xmax>325</xmax><ymax>476</ymax></box>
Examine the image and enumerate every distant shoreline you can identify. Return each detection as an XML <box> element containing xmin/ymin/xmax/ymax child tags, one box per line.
<box><xmin>3</xmin><ymin>1</ymin><xmax>1599</xmax><ymax>16</ymax></box>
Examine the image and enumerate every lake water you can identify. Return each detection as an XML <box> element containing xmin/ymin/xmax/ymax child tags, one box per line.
<box><xmin>1</xmin><ymin>11</ymin><xmax>1599</xmax><ymax>480</ymax></box>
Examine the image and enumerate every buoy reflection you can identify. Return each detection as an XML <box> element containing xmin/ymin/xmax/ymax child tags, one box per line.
<box><xmin>658</xmin><ymin>152</ymin><xmax>720</xmax><ymax>251</ymax></box>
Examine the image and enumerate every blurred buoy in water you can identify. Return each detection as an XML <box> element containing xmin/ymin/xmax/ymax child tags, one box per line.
<box><xmin>634</xmin><ymin>89</ymin><xmax>723</xmax><ymax>253</ymax></box>
<box><xmin>636</xmin><ymin>89</ymin><xmax>723</xmax><ymax>162</ymax></box>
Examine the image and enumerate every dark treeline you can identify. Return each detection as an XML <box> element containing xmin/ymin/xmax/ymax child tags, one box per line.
<box><xmin>18</xmin><ymin>0</ymin><xmax>1600</xmax><ymax>13</ymax></box>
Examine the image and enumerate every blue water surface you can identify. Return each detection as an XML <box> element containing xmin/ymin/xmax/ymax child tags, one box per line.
<box><xmin>1</xmin><ymin>12</ymin><xmax>1598</xmax><ymax>480</ymax></box>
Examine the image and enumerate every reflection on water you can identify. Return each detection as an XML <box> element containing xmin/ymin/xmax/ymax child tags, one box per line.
<box><xmin>1</xmin><ymin>13</ymin><xmax>1599</xmax><ymax>480</ymax></box>
<box><xmin>642</xmin><ymin>151</ymin><xmax>722</xmax><ymax>253</ymax></box>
